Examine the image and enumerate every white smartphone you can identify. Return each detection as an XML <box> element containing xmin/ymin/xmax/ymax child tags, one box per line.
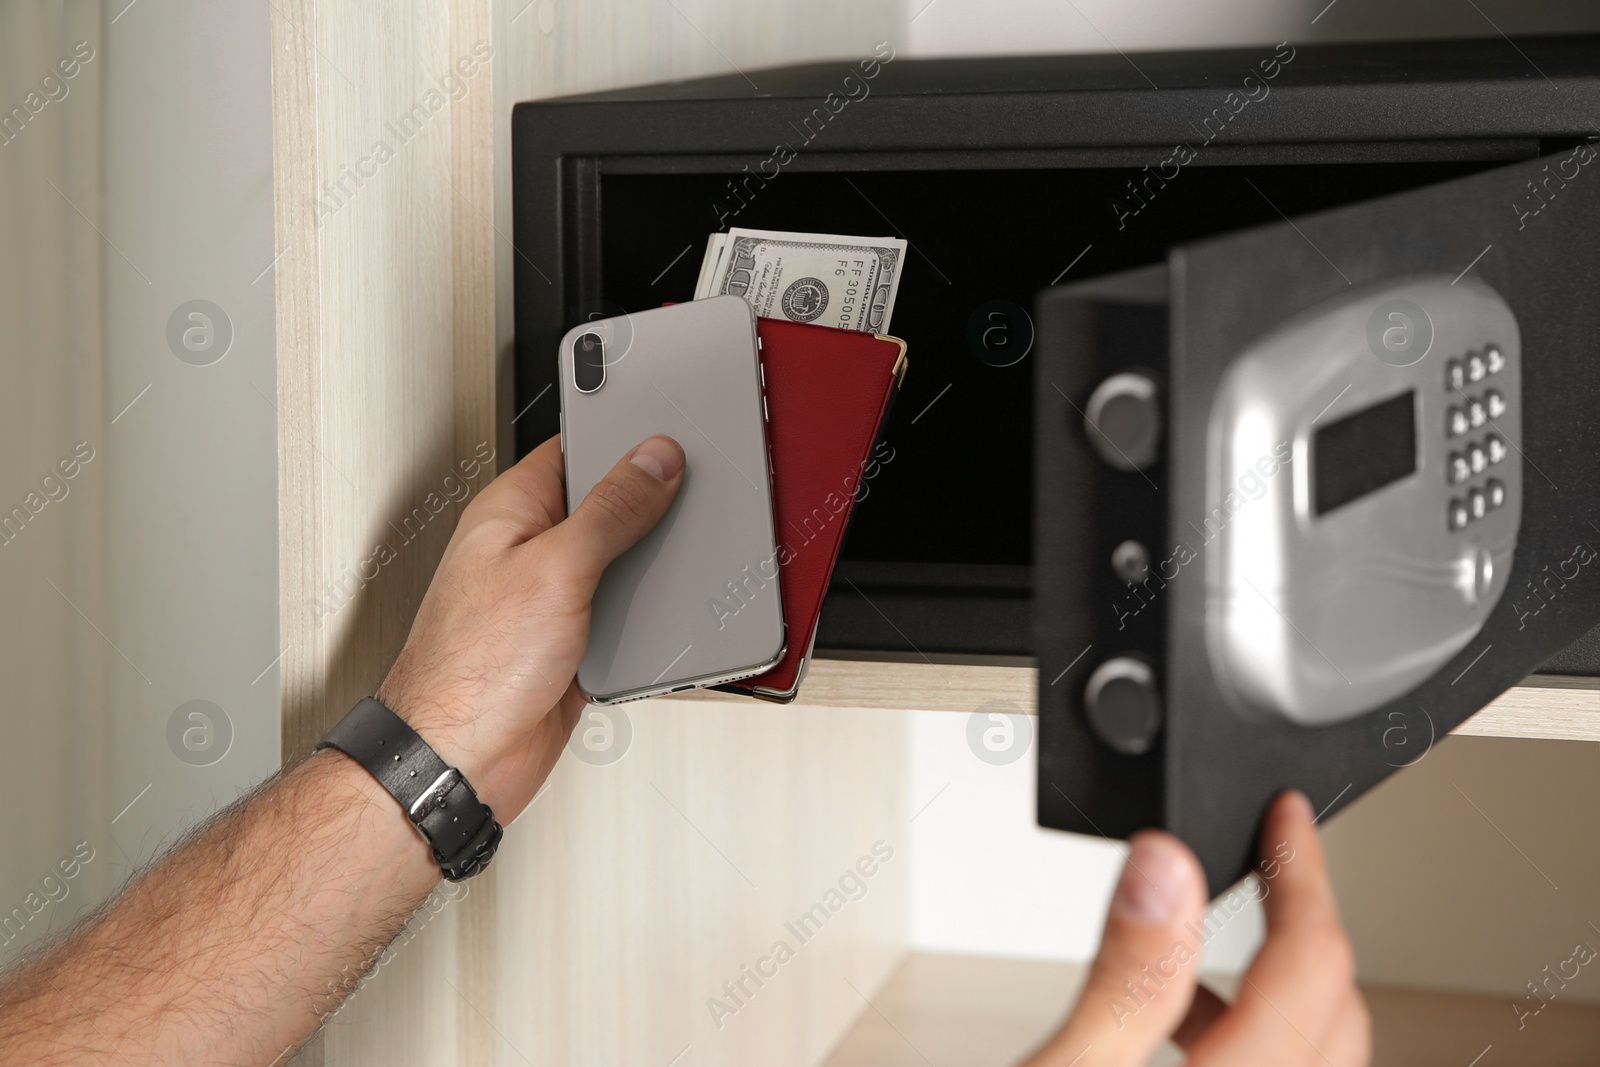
<box><xmin>558</xmin><ymin>296</ymin><xmax>785</xmax><ymax>704</ymax></box>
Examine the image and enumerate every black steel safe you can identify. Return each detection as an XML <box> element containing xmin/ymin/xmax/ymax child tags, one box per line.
<box><xmin>513</xmin><ymin>35</ymin><xmax>1600</xmax><ymax>891</ymax></box>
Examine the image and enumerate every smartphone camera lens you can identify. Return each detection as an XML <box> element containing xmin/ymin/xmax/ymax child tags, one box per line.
<box><xmin>573</xmin><ymin>332</ymin><xmax>606</xmax><ymax>393</ymax></box>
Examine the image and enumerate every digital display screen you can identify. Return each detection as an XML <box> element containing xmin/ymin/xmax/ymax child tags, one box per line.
<box><xmin>1313</xmin><ymin>390</ymin><xmax>1417</xmax><ymax>516</ymax></box>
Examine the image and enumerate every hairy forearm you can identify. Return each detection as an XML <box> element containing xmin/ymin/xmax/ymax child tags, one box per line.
<box><xmin>0</xmin><ymin>749</ymin><xmax>438</xmax><ymax>1066</ymax></box>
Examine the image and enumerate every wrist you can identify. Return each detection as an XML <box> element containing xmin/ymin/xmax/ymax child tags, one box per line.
<box><xmin>321</xmin><ymin>694</ymin><xmax>506</xmax><ymax>881</ymax></box>
<box><xmin>370</xmin><ymin>682</ymin><xmax>514</xmax><ymax>815</ymax></box>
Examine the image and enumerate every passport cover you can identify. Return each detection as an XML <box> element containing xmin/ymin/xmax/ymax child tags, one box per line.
<box><xmin>722</xmin><ymin>318</ymin><xmax>907</xmax><ymax>701</ymax></box>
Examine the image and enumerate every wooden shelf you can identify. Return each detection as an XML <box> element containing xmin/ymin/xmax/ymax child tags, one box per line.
<box><xmin>820</xmin><ymin>951</ymin><xmax>1600</xmax><ymax>1067</ymax></box>
<box><xmin>1453</xmin><ymin>675</ymin><xmax>1600</xmax><ymax>742</ymax></box>
<box><xmin>664</xmin><ymin>659</ymin><xmax>1600</xmax><ymax>742</ymax></box>
<box><xmin>660</xmin><ymin>656</ymin><xmax>1035</xmax><ymax>715</ymax></box>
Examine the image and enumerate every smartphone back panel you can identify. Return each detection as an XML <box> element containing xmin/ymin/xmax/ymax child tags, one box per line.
<box><xmin>559</xmin><ymin>296</ymin><xmax>785</xmax><ymax>702</ymax></box>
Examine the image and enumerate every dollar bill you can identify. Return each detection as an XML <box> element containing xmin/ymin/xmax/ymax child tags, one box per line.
<box><xmin>693</xmin><ymin>228</ymin><xmax>906</xmax><ymax>333</ymax></box>
<box><xmin>694</xmin><ymin>232</ymin><xmax>729</xmax><ymax>299</ymax></box>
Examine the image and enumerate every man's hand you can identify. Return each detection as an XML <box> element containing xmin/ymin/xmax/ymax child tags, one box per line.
<box><xmin>376</xmin><ymin>433</ymin><xmax>685</xmax><ymax>820</ymax></box>
<box><xmin>1023</xmin><ymin>792</ymin><xmax>1371</xmax><ymax>1067</ymax></box>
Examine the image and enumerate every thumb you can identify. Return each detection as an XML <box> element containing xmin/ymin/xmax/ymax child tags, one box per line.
<box><xmin>541</xmin><ymin>435</ymin><xmax>685</xmax><ymax>589</ymax></box>
<box><xmin>1024</xmin><ymin>832</ymin><xmax>1207</xmax><ymax>1067</ymax></box>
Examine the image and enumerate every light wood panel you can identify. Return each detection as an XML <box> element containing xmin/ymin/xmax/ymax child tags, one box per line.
<box><xmin>670</xmin><ymin>659</ymin><xmax>1600</xmax><ymax>741</ymax></box>
<box><xmin>492</xmin><ymin>700</ymin><xmax>909</xmax><ymax>1066</ymax></box>
<box><xmin>273</xmin><ymin>1</ymin><xmax>907</xmax><ymax>1065</ymax></box>
<box><xmin>270</xmin><ymin>0</ymin><xmax>501</xmax><ymax>1062</ymax></box>
<box><xmin>820</xmin><ymin>952</ymin><xmax>1600</xmax><ymax>1067</ymax></box>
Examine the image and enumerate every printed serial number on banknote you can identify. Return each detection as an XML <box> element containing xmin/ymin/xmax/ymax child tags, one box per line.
<box><xmin>693</xmin><ymin>228</ymin><xmax>906</xmax><ymax>333</ymax></box>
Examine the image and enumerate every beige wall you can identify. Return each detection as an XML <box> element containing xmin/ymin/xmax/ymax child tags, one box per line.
<box><xmin>1325</xmin><ymin>733</ymin><xmax>1600</xmax><ymax>1003</ymax></box>
<box><xmin>0</xmin><ymin>0</ymin><xmax>280</xmax><ymax>966</ymax></box>
<box><xmin>100</xmin><ymin>0</ymin><xmax>281</xmax><ymax>875</ymax></box>
<box><xmin>0</xmin><ymin>0</ymin><xmax>112</xmax><ymax>960</ymax></box>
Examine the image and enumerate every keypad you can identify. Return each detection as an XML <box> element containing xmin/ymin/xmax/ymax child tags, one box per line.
<box><xmin>1445</xmin><ymin>345</ymin><xmax>1509</xmax><ymax>531</ymax></box>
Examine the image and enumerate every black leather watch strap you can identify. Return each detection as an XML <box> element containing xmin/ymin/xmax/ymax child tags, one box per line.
<box><xmin>318</xmin><ymin>697</ymin><xmax>502</xmax><ymax>881</ymax></box>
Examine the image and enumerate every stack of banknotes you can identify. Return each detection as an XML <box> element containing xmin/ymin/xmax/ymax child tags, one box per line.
<box><xmin>693</xmin><ymin>227</ymin><xmax>907</xmax><ymax>333</ymax></box>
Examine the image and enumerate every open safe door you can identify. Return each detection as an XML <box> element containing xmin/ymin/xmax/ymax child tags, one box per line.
<box><xmin>1036</xmin><ymin>145</ymin><xmax>1600</xmax><ymax>896</ymax></box>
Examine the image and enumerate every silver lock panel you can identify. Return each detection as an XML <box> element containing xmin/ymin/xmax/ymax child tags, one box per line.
<box><xmin>1206</xmin><ymin>276</ymin><xmax>1521</xmax><ymax>726</ymax></box>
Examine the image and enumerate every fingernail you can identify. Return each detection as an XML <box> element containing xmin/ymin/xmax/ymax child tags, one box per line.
<box><xmin>1284</xmin><ymin>789</ymin><xmax>1315</xmax><ymax>822</ymax></box>
<box><xmin>630</xmin><ymin>436</ymin><xmax>683</xmax><ymax>481</ymax></box>
<box><xmin>1112</xmin><ymin>834</ymin><xmax>1189</xmax><ymax>925</ymax></box>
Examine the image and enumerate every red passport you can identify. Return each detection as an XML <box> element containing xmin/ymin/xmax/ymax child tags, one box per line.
<box><xmin>721</xmin><ymin>318</ymin><xmax>907</xmax><ymax>701</ymax></box>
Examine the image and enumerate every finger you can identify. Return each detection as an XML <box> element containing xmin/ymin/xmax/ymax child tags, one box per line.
<box><xmin>537</xmin><ymin>435</ymin><xmax>685</xmax><ymax>592</ymax></box>
<box><xmin>1187</xmin><ymin>791</ymin><xmax>1356</xmax><ymax>1064</ymax></box>
<box><xmin>1251</xmin><ymin>790</ymin><xmax>1356</xmax><ymax>1024</ymax></box>
<box><xmin>1316</xmin><ymin>987</ymin><xmax>1372</xmax><ymax>1067</ymax></box>
<box><xmin>1023</xmin><ymin>832</ymin><xmax>1207</xmax><ymax>1067</ymax></box>
<box><xmin>1171</xmin><ymin>983</ymin><xmax>1228</xmax><ymax>1050</ymax></box>
<box><xmin>455</xmin><ymin>435</ymin><xmax>569</xmax><ymax>546</ymax></box>
<box><xmin>1258</xmin><ymin>791</ymin><xmax>1344</xmax><ymax>941</ymax></box>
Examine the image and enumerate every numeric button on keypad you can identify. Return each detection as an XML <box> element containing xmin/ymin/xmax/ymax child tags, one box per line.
<box><xmin>1486</xmin><ymin>390</ymin><xmax>1506</xmax><ymax>419</ymax></box>
<box><xmin>1468</xmin><ymin>488</ymin><xmax>1487</xmax><ymax>520</ymax></box>
<box><xmin>1485</xmin><ymin>345</ymin><xmax>1506</xmax><ymax>375</ymax></box>
<box><xmin>1449</xmin><ymin>499</ymin><xmax>1470</xmax><ymax>531</ymax></box>
<box><xmin>1446</xmin><ymin>360</ymin><xmax>1466</xmax><ymax>391</ymax></box>
<box><xmin>1467</xmin><ymin>352</ymin><xmax>1487</xmax><ymax>382</ymax></box>
<box><xmin>1447</xmin><ymin>406</ymin><xmax>1469</xmax><ymax>437</ymax></box>
<box><xmin>1448</xmin><ymin>452</ymin><xmax>1470</xmax><ymax>484</ymax></box>
<box><xmin>1468</xmin><ymin>399</ymin><xmax>1486</xmax><ymax>428</ymax></box>
<box><xmin>1468</xmin><ymin>443</ymin><xmax>1487</xmax><ymax>474</ymax></box>
<box><xmin>1487</xmin><ymin>478</ymin><xmax>1506</xmax><ymax>510</ymax></box>
<box><xmin>1486</xmin><ymin>434</ymin><xmax>1507</xmax><ymax>464</ymax></box>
